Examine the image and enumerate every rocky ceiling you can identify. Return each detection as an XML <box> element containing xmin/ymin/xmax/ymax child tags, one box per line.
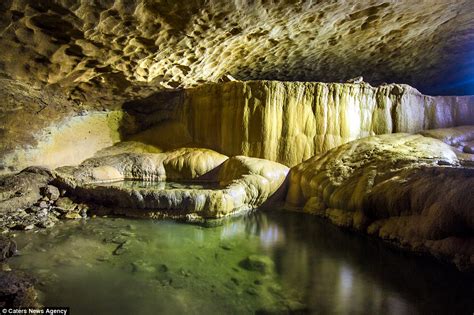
<box><xmin>0</xmin><ymin>0</ymin><xmax>474</xmax><ymax>108</ymax></box>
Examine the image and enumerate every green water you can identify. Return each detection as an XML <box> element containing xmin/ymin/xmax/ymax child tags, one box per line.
<box><xmin>8</xmin><ymin>211</ymin><xmax>474</xmax><ymax>315</ymax></box>
<box><xmin>92</xmin><ymin>180</ymin><xmax>221</xmax><ymax>190</ymax></box>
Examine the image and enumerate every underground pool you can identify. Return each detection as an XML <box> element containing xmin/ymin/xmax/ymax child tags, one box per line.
<box><xmin>8</xmin><ymin>211</ymin><xmax>474</xmax><ymax>315</ymax></box>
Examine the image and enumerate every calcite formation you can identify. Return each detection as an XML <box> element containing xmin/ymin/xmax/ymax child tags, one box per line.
<box><xmin>420</xmin><ymin>125</ymin><xmax>474</xmax><ymax>154</ymax></box>
<box><xmin>55</xmin><ymin>147</ymin><xmax>229</xmax><ymax>183</ymax></box>
<box><xmin>54</xmin><ymin>148</ymin><xmax>289</xmax><ymax>220</ymax></box>
<box><xmin>3</xmin><ymin>80</ymin><xmax>474</xmax><ymax>172</ymax></box>
<box><xmin>128</xmin><ymin>81</ymin><xmax>474</xmax><ymax>167</ymax></box>
<box><xmin>285</xmin><ymin>127</ymin><xmax>474</xmax><ymax>271</ymax></box>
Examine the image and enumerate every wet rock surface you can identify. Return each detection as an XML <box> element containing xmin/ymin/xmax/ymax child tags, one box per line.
<box><xmin>0</xmin><ymin>270</ymin><xmax>40</xmax><ymax>308</ymax></box>
<box><xmin>286</xmin><ymin>127</ymin><xmax>474</xmax><ymax>271</ymax></box>
<box><xmin>0</xmin><ymin>236</ymin><xmax>16</xmax><ymax>262</ymax></box>
<box><xmin>41</xmin><ymin>185</ymin><xmax>60</xmax><ymax>201</ymax></box>
<box><xmin>53</xmin><ymin>148</ymin><xmax>289</xmax><ymax>220</ymax></box>
<box><xmin>0</xmin><ymin>167</ymin><xmax>87</xmax><ymax>233</ymax></box>
<box><xmin>0</xmin><ymin>234</ymin><xmax>39</xmax><ymax>308</ymax></box>
<box><xmin>239</xmin><ymin>255</ymin><xmax>275</xmax><ymax>275</ymax></box>
<box><xmin>0</xmin><ymin>167</ymin><xmax>52</xmax><ymax>213</ymax></box>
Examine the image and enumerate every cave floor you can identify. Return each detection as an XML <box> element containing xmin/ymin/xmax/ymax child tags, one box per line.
<box><xmin>8</xmin><ymin>211</ymin><xmax>474</xmax><ymax>315</ymax></box>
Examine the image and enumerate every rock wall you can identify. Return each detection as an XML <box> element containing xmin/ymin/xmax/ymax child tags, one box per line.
<box><xmin>0</xmin><ymin>76</ymin><xmax>137</xmax><ymax>174</ymax></box>
<box><xmin>1</xmin><ymin>111</ymin><xmax>128</xmax><ymax>173</ymax></box>
<box><xmin>156</xmin><ymin>81</ymin><xmax>474</xmax><ymax>166</ymax></box>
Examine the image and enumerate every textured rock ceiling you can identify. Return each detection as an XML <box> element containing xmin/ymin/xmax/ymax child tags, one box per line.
<box><xmin>0</xmin><ymin>0</ymin><xmax>474</xmax><ymax>107</ymax></box>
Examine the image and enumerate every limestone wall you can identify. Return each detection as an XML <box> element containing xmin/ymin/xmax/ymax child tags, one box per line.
<box><xmin>2</xmin><ymin>111</ymin><xmax>127</xmax><ymax>173</ymax></box>
<box><xmin>166</xmin><ymin>81</ymin><xmax>474</xmax><ymax>166</ymax></box>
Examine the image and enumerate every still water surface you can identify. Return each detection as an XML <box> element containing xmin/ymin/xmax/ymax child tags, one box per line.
<box><xmin>9</xmin><ymin>211</ymin><xmax>474</xmax><ymax>315</ymax></box>
<box><xmin>92</xmin><ymin>180</ymin><xmax>221</xmax><ymax>190</ymax></box>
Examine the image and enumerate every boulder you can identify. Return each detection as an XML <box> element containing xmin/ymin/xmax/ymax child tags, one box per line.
<box><xmin>41</xmin><ymin>185</ymin><xmax>60</xmax><ymax>201</ymax></box>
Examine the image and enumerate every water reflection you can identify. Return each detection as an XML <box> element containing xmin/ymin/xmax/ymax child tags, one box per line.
<box><xmin>259</xmin><ymin>223</ymin><xmax>284</xmax><ymax>249</ymax></box>
<box><xmin>220</xmin><ymin>221</ymin><xmax>246</xmax><ymax>239</ymax></box>
<box><xmin>220</xmin><ymin>215</ymin><xmax>285</xmax><ymax>249</ymax></box>
<box><xmin>9</xmin><ymin>211</ymin><xmax>474</xmax><ymax>315</ymax></box>
<box><xmin>237</xmin><ymin>211</ymin><xmax>474</xmax><ymax>315</ymax></box>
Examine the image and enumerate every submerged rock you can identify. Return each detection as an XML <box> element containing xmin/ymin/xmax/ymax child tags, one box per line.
<box><xmin>0</xmin><ymin>271</ymin><xmax>40</xmax><ymax>307</ymax></box>
<box><xmin>0</xmin><ymin>236</ymin><xmax>16</xmax><ymax>262</ymax></box>
<box><xmin>158</xmin><ymin>264</ymin><xmax>169</xmax><ymax>273</ymax></box>
<box><xmin>112</xmin><ymin>242</ymin><xmax>128</xmax><ymax>256</ymax></box>
<box><xmin>239</xmin><ymin>255</ymin><xmax>275</xmax><ymax>275</ymax></box>
<box><xmin>131</xmin><ymin>260</ymin><xmax>156</xmax><ymax>274</ymax></box>
<box><xmin>63</xmin><ymin>213</ymin><xmax>82</xmax><ymax>220</ymax></box>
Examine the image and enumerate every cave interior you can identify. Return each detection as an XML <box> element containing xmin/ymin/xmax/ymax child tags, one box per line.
<box><xmin>0</xmin><ymin>1</ymin><xmax>473</xmax><ymax>313</ymax></box>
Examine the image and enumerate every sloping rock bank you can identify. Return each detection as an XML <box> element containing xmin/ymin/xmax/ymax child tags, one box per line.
<box><xmin>54</xmin><ymin>148</ymin><xmax>289</xmax><ymax>221</ymax></box>
<box><xmin>0</xmin><ymin>167</ymin><xmax>71</xmax><ymax>232</ymax></box>
<box><xmin>286</xmin><ymin>126</ymin><xmax>474</xmax><ymax>271</ymax></box>
<box><xmin>0</xmin><ymin>170</ymin><xmax>88</xmax><ymax>232</ymax></box>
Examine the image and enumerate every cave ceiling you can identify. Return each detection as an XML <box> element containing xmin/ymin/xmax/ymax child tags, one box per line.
<box><xmin>0</xmin><ymin>0</ymin><xmax>473</xmax><ymax>108</ymax></box>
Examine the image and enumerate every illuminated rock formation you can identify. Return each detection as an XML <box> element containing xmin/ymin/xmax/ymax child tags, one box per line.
<box><xmin>54</xmin><ymin>148</ymin><xmax>289</xmax><ymax>220</ymax></box>
<box><xmin>1</xmin><ymin>0</ymin><xmax>474</xmax><ymax>171</ymax></box>
<box><xmin>2</xmin><ymin>80</ymin><xmax>474</xmax><ymax>172</ymax></box>
<box><xmin>55</xmin><ymin>147</ymin><xmax>228</xmax><ymax>183</ymax></box>
<box><xmin>133</xmin><ymin>81</ymin><xmax>474</xmax><ymax>167</ymax></box>
<box><xmin>286</xmin><ymin>127</ymin><xmax>474</xmax><ymax>271</ymax></box>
